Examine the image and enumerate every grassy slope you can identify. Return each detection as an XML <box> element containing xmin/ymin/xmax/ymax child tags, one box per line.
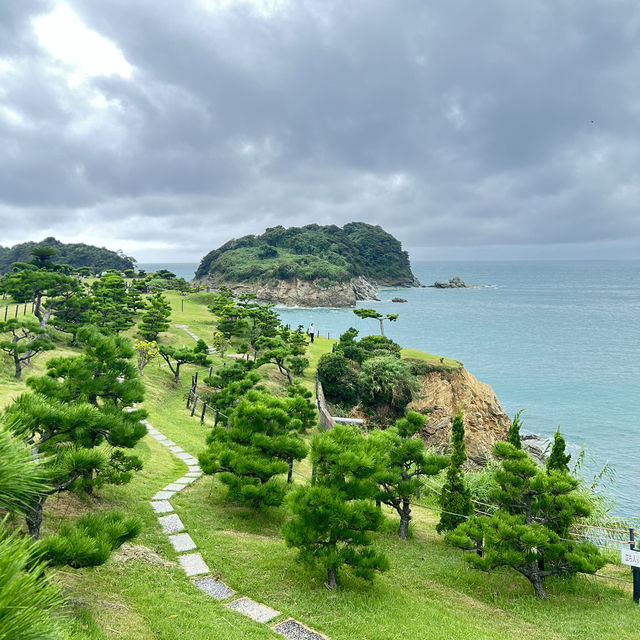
<box><xmin>1</xmin><ymin>291</ymin><xmax>637</xmax><ymax>640</ymax></box>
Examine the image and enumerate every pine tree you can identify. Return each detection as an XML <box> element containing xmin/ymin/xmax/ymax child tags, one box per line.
<box><xmin>282</xmin><ymin>425</ymin><xmax>389</xmax><ymax>589</ymax></box>
<box><xmin>507</xmin><ymin>409</ymin><xmax>524</xmax><ymax>449</ymax></box>
<box><xmin>138</xmin><ymin>293</ymin><xmax>171</xmax><ymax>341</ymax></box>
<box><xmin>158</xmin><ymin>344</ymin><xmax>211</xmax><ymax>383</ymax></box>
<box><xmin>436</xmin><ymin>409</ymin><xmax>472</xmax><ymax>533</ymax></box>
<box><xmin>447</xmin><ymin>442</ymin><xmax>605</xmax><ymax>597</ymax></box>
<box><xmin>7</xmin><ymin>326</ymin><xmax>146</xmax><ymax>537</ymax></box>
<box><xmin>0</xmin><ymin>318</ymin><xmax>54</xmax><ymax>378</ymax></box>
<box><xmin>546</xmin><ymin>428</ymin><xmax>571</xmax><ymax>473</ymax></box>
<box><xmin>199</xmin><ymin>389</ymin><xmax>308</xmax><ymax>507</ymax></box>
<box><xmin>370</xmin><ymin>411</ymin><xmax>448</xmax><ymax>538</ymax></box>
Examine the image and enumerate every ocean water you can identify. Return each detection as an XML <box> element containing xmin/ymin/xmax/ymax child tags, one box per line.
<box><xmin>147</xmin><ymin>260</ymin><xmax>640</xmax><ymax>517</ymax></box>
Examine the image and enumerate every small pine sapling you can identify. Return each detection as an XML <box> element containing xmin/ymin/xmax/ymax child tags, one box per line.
<box><xmin>436</xmin><ymin>409</ymin><xmax>473</xmax><ymax>533</ymax></box>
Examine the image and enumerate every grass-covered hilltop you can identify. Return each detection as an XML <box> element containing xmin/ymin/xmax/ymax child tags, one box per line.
<box><xmin>0</xmin><ymin>237</ymin><xmax>135</xmax><ymax>274</ymax></box>
<box><xmin>194</xmin><ymin>222</ymin><xmax>420</xmax><ymax>307</ymax></box>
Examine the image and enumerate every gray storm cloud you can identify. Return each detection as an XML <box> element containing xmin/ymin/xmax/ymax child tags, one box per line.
<box><xmin>0</xmin><ymin>0</ymin><xmax>638</xmax><ymax>260</ymax></box>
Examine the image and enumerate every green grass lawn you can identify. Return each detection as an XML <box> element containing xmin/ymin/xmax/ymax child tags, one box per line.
<box><xmin>1</xmin><ymin>291</ymin><xmax>638</xmax><ymax>639</ymax></box>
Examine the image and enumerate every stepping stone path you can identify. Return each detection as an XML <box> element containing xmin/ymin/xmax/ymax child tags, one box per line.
<box><xmin>145</xmin><ymin>348</ymin><xmax>329</xmax><ymax>640</ymax></box>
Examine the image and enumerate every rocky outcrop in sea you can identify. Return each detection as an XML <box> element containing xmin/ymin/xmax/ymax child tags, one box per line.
<box><xmin>429</xmin><ymin>276</ymin><xmax>472</xmax><ymax>288</ymax></box>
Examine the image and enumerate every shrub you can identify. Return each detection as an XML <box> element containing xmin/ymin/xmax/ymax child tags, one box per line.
<box><xmin>359</xmin><ymin>356</ymin><xmax>416</xmax><ymax>414</ymax></box>
<box><xmin>317</xmin><ymin>353</ymin><xmax>360</xmax><ymax>407</ymax></box>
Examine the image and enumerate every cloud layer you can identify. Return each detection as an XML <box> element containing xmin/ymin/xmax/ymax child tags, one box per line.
<box><xmin>1</xmin><ymin>0</ymin><xmax>639</xmax><ymax>260</ymax></box>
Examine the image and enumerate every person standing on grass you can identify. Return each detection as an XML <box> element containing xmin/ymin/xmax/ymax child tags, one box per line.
<box><xmin>308</xmin><ymin>323</ymin><xmax>315</xmax><ymax>343</ymax></box>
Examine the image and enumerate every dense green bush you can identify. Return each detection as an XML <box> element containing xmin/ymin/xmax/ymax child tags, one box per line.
<box><xmin>317</xmin><ymin>352</ymin><xmax>360</xmax><ymax>407</ymax></box>
<box><xmin>358</xmin><ymin>335</ymin><xmax>402</xmax><ymax>359</ymax></box>
<box><xmin>359</xmin><ymin>356</ymin><xmax>416</xmax><ymax>414</ymax></box>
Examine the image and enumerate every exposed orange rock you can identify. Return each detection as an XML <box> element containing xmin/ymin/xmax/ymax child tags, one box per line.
<box><xmin>409</xmin><ymin>367</ymin><xmax>510</xmax><ymax>468</ymax></box>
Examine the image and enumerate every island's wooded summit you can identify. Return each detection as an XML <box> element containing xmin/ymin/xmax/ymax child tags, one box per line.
<box><xmin>194</xmin><ymin>222</ymin><xmax>420</xmax><ymax>307</ymax></box>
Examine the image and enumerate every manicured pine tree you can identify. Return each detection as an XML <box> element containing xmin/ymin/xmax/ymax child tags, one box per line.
<box><xmin>8</xmin><ymin>326</ymin><xmax>147</xmax><ymax>537</ymax></box>
<box><xmin>282</xmin><ymin>425</ymin><xmax>389</xmax><ymax>589</ymax></box>
<box><xmin>507</xmin><ymin>409</ymin><xmax>524</xmax><ymax>449</ymax></box>
<box><xmin>447</xmin><ymin>442</ymin><xmax>604</xmax><ymax>598</ymax></box>
<box><xmin>0</xmin><ymin>318</ymin><xmax>54</xmax><ymax>378</ymax></box>
<box><xmin>50</xmin><ymin>292</ymin><xmax>95</xmax><ymax>345</ymax></box>
<box><xmin>199</xmin><ymin>389</ymin><xmax>308</xmax><ymax>507</ymax></box>
<box><xmin>91</xmin><ymin>272</ymin><xmax>135</xmax><ymax>333</ymax></box>
<box><xmin>157</xmin><ymin>343</ymin><xmax>211</xmax><ymax>383</ymax></box>
<box><xmin>352</xmin><ymin>308</ymin><xmax>398</xmax><ymax>336</ymax></box>
<box><xmin>370</xmin><ymin>411</ymin><xmax>448</xmax><ymax>539</ymax></box>
<box><xmin>436</xmin><ymin>409</ymin><xmax>473</xmax><ymax>533</ymax></box>
<box><xmin>138</xmin><ymin>292</ymin><xmax>171</xmax><ymax>341</ymax></box>
<box><xmin>546</xmin><ymin>427</ymin><xmax>571</xmax><ymax>473</ymax></box>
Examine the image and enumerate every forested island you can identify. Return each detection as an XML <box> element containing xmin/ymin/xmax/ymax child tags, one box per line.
<box><xmin>0</xmin><ymin>237</ymin><xmax>135</xmax><ymax>274</ymax></box>
<box><xmin>194</xmin><ymin>222</ymin><xmax>421</xmax><ymax>306</ymax></box>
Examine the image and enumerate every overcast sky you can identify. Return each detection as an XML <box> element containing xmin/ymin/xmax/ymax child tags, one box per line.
<box><xmin>1</xmin><ymin>0</ymin><xmax>639</xmax><ymax>262</ymax></box>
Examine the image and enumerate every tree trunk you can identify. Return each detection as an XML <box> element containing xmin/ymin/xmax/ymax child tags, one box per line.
<box><xmin>378</xmin><ymin>318</ymin><xmax>385</xmax><ymax>336</ymax></box>
<box><xmin>287</xmin><ymin>458</ymin><xmax>293</xmax><ymax>483</ymax></box>
<box><xmin>524</xmin><ymin>564</ymin><xmax>547</xmax><ymax>598</ymax></box>
<box><xmin>174</xmin><ymin>363</ymin><xmax>181</xmax><ymax>383</ymax></box>
<box><xmin>13</xmin><ymin>350</ymin><xmax>22</xmax><ymax>378</ymax></box>
<box><xmin>327</xmin><ymin>566</ymin><xmax>338</xmax><ymax>590</ymax></box>
<box><xmin>398</xmin><ymin>499</ymin><xmax>411</xmax><ymax>539</ymax></box>
<box><xmin>26</xmin><ymin>495</ymin><xmax>47</xmax><ymax>539</ymax></box>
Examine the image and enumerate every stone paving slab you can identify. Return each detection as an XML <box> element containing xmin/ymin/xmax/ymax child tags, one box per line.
<box><xmin>187</xmin><ymin>465</ymin><xmax>201</xmax><ymax>472</ymax></box>
<box><xmin>185</xmin><ymin>471</ymin><xmax>202</xmax><ymax>477</ymax></box>
<box><xmin>273</xmin><ymin>619</ymin><xmax>327</xmax><ymax>640</ymax></box>
<box><xmin>227</xmin><ymin>597</ymin><xmax>279</xmax><ymax>623</ymax></box>
<box><xmin>150</xmin><ymin>500</ymin><xmax>173</xmax><ymax>514</ymax></box>
<box><xmin>163</xmin><ymin>483</ymin><xmax>186</xmax><ymax>492</ymax></box>
<box><xmin>169</xmin><ymin>445</ymin><xmax>184</xmax><ymax>453</ymax></box>
<box><xmin>150</xmin><ymin>434</ymin><xmax>167</xmax><ymax>441</ymax></box>
<box><xmin>152</xmin><ymin>490</ymin><xmax>175</xmax><ymax>501</ymax></box>
<box><xmin>193</xmin><ymin>577</ymin><xmax>235</xmax><ymax>599</ymax></box>
<box><xmin>175</xmin><ymin>452</ymin><xmax>193</xmax><ymax>461</ymax></box>
<box><xmin>169</xmin><ymin>532</ymin><xmax>196</xmax><ymax>552</ymax></box>
<box><xmin>178</xmin><ymin>553</ymin><xmax>209</xmax><ymax>576</ymax></box>
<box><xmin>158</xmin><ymin>514</ymin><xmax>185</xmax><ymax>534</ymax></box>
<box><xmin>148</xmin><ymin>429</ymin><xmax>161</xmax><ymax>435</ymax></box>
<box><xmin>175</xmin><ymin>477</ymin><xmax>196</xmax><ymax>484</ymax></box>
<box><xmin>160</xmin><ymin>440</ymin><xmax>176</xmax><ymax>447</ymax></box>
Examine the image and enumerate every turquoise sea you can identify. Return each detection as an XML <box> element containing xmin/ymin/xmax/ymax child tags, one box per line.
<box><xmin>140</xmin><ymin>261</ymin><xmax>640</xmax><ymax>517</ymax></box>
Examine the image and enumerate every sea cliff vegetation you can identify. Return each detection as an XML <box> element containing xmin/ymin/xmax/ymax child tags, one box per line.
<box><xmin>194</xmin><ymin>222</ymin><xmax>417</xmax><ymax>286</ymax></box>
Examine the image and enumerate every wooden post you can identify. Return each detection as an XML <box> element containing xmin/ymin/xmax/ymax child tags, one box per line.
<box><xmin>190</xmin><ymin>396</ymin><xmax>198</xmax><ymax>417</ymax></box>
<box><xmin>208</xmin><ymin>366</ymin><xmax>212</xmax><ymax>377</ymax></box>
<box><xmin>181</xmin><ymin>299</ymin><xmax>184</xmax><ymax>312</ymax></box>
<box><xmin>194</xmin><ymin>371</ymin><xmax>198</xmax><ymax>386</ymax></box>
<box><xmin>23</xmin><ymin>302</ymin><xmax>27</xmax><ymax>315</ymax></box>
<box><xmin>14</xmin><ymin>305</ymin><xmax>18</xmax><ymax>318</ymax></box>
<box><xmin>3</xmin><ymin>306</ymin><xmax>7</xmax><ymax>321</ymax></box>
<box><xmin>630</xmin><ymin>528</ymin><xmax>639</xmax><ymax>603</ymax></box>
<box><xmin>416</xmin><ymin>473</ymin><xmax>421</xmax><ymax>499</ymax></box>
<box><xmin>200</xmin><ymin>402</ymin><xmax>206</xmax><ymax>423</ymax></box>
<box><xmin>186</xmin><ymin>392</ymin><xmax>192</xmax><ymax>409</ymax></box>
<box><xmin>214</xmin><ymin>409</ymin><xmax>219</xmax><ymax>427</ymax></box>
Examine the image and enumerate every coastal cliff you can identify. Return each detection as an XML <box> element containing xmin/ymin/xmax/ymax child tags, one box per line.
<box><xmin>409</xmin><ymin>367</ymin><xmax>511</xmax><ymax>467</ymax></box>
<box><xmin>205</xmin><ymin>275</ymin><xmax>381</xmax><ymax>307</ymax></box>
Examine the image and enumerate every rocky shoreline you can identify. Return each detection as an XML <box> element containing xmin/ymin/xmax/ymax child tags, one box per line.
<box><xmin>194</xmin><ymin>275</ymin><xmax>421</xmax><ymax>307</ymax></box>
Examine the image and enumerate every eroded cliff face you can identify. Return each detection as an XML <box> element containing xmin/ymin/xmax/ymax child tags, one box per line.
<box><xmin>409</xmin><ymin>367</ymin><xmax>510</xmax><ymax>468</ymax></box>
<box><xmin>196</xmin><ymin>276</ymin><xmax>380</xmax><ymax>307</ymax></box>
